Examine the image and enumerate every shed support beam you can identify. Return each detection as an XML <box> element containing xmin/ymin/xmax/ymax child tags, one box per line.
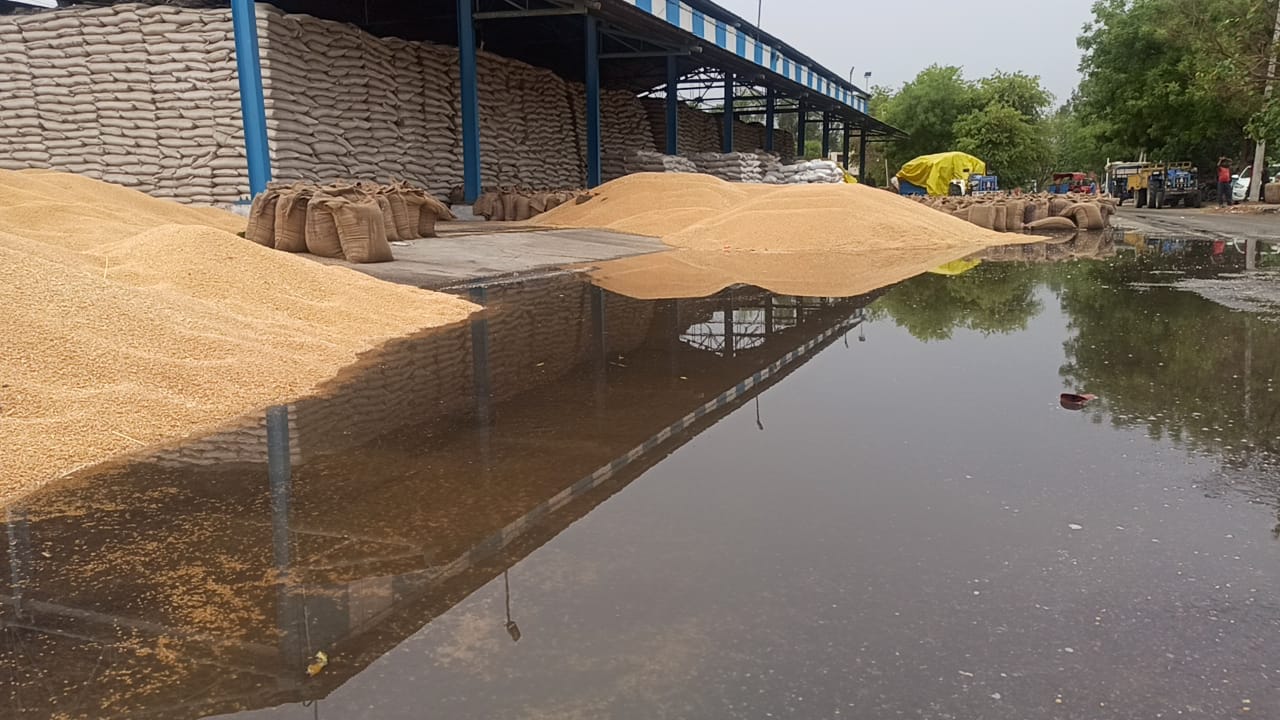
<box><xmin>820</xmin><ymin>112</ymin><xmax>831</xmax><ymax>157</ymax></box>
<box><xmin>858</xmin><ymin>130</ymin><xmax>868</xmax><ymax>181</ymax></box>
<box><xmin>842</xmin><ymin>123</ymin><xmax>851</xmax><ymax>170</ymax></box>
<box><xmin>231</xmin><ymin>0</ymin><xmax>270</xmax><ymax>197</ymax></box>
<box><xmin>665</xmin><ymin>55</ymin><xmax>679</xmax><ymax>155</ymax></box>
<box><xmin>722</xmin><ymin>73</ymin><xmax>734</xmax><ymax>153</ymax></box>
<box><xmin>457</xmin><ymin>0</ymin><xmax>481</xmax><ymax>202</ymax></box>
<box><xmin>796</xmin><ymin>102</ymin><xmax>807</xmax><ymax>157</ymax></box>
<box><xmin>763</xmin><ymin>88</ymin><xmax>775</xmax><ymax>151</ymax></box>
<box><xmin>585</xmin><ymin>15</ymin><xmax>602</xmax><ymax>187</ymax></box>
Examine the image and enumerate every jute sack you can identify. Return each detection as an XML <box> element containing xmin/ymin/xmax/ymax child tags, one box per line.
<box><xmin>374</xmin><ymin>194</ymin><xmax>401</xmax><ymax>241</ymax></box>
<box><xmin>305</xmin><ymin>194</ymin><xmax>345</xmax><ymax>258</ymax></box>
<box><xmin>513</xmin><ymin>194</ymin><xmax>532</xmax><ymax>222</ymax></box>
<box><xmin>992</xmin><ymin>204</ymin><xmax>1008</xmax><ymax>232</ymax></box>
<box><xmin>1049</xmin><ymin>197</ymin><xmax>1072</xmax><ymax>217</ymax></box>
<box><xmin>385</xmin><ymin>190</ymin><xmax>416</xmax><ymax>239</ymax></box>
<box><xmin>473</xmin><ymin>192</ymin><xmax>497</xmax><ymax>219</ymax></box>
<box><xmin>969</xmin><ymin>204</ymin><xmax>996</xmax><ymax>230</ymax></box>
<box><xmin>1005</xmin><ymin>200</ymin><xmax>1026</xmax><ymax>232</ymax></box>
<box><xmin>404</xmin><ymin>190</ymin><xmax>452</xmax><ymax>237</ymax></box>
<box><xmin>1064</xmin><ymin>203</ymin><xmax>1105</xmax><ymax>231</ymax></box>
<box><xmin>1026</xmin><ymin>216</ymin><xmax>1078</xmax><ymax>232</ymax></box>
<box><xmin>951</xmin><ymin>207</ymin><xmax>972</xmax><ymax>222</ymax></box>
<box><xmin>246</xmin><ymin>189</ymin><xmax>279</xmax><ymax>247</ymax></box>
<box><xmin>324</xmin><ymin>196</ymin><xmax>393</xmax><ymax>263</ymax></box>
<box><xmin>273</xmin><ymin>189</ymin><xmax>311</xmax><ymax>252</ymax></box>
<box><xmin>1265</xmin><ymin>182</ymin><xmax>1280</xmax><ymax>204</ymax></box>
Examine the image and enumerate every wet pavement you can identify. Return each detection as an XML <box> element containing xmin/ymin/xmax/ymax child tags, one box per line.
<box><xmin>4</xmin><ymin>234</ymin><xmax>1280</xmax><ymax>719</ymax></box>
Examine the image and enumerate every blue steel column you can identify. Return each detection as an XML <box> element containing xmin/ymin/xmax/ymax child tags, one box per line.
<box><xmin>821</xmin><ymin>112</ymin><xmax>831</xmax><ymax>157</ymax></box>
<box><xmin>763</xmin><ymin>88</ymin><xmax>775</xmax><ymax>151</ymax></box>
<box><xmin>231</xmin><ymin>0</ymin><xmax>271</xmax><ymax>197</ymax></box>
<box><xmin>842</xmin><ymin>122</ymin><xmax>851</xmax><ymax>169</ymax></box>
<box><xmin>457</xmin><ymin>0</ymin><xmax>482</xmax><ymax>202</ymax></box>
<box><xmin>721</xmin><ymin>72</ymin><xmax>734</xmax><ymax>153</ymax></box>
<box><xmin>796</xmin><ymin>102</ymin><xmax>807</xmax><ymax>157</ymax></box>
<box><xmin>665</xmin><ymin>55</ymin><xmax>679</xmax><ymax>155</ymax></box>
<box><xmin>585</xmin><ymin>16</ymin><xmax>602</xmax><ymax>188</ymax></box>
<box><xmin>858</xmin><ymin>130</ymin><xmax>868</xmax><ymax>181</ymax></box>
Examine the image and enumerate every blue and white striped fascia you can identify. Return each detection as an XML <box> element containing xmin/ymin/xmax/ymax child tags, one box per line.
<box><xmin>622</xmin><ymin>0</ymin><xmax>869</xmax><ymax>113</ymax></box>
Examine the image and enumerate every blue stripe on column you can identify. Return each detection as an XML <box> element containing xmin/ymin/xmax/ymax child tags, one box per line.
<box><xmin>714</xmin><ymin>20</ymin><xmax>726</xmax><ymax>47</ymax></box>
<box><xmin>692</xmin><ymin>10</ymin><xmax>704</xmax><ymax>37</ymax></box>
<box><xmin>736</xmin><ymin>30</ymin><xmax>746</xmax><ymax>57</ymax></box>
<box><xmin>636</xmin><ymin>0</ymin><xmax>652</xmax><ymax>10</ymax></box>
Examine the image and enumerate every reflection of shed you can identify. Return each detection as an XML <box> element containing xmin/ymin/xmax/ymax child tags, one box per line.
<box><xmin>1</xmin><ymin>277</ymin><xmax>879</xmax><ymax>718</ymax></box>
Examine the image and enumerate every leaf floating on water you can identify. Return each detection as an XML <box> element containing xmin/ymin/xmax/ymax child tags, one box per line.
<box><xmin>307</xmin><ymin>650</ymin><xmax>329</xmax><ymax>677</ymax></box>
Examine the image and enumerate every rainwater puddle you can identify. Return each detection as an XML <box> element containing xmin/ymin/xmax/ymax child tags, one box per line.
<box><xmin>4</xmin><ymin>235</ymin><xmax>1280</xmax><ymax>719</ymax></box>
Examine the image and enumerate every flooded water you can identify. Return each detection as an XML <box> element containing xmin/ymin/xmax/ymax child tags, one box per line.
<box><xmin>4</xmin><ymin>235</ymin><xmax>1280</xmax><ymax>719</ymax></box>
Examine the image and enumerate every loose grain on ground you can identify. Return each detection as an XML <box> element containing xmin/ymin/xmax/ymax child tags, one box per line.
<box><xmin>535</xmin><ymin>173</ymin><xmax>1037</xmax><ymax>298</ymax></box>
<box><xmin>1</xmin><ymin>169</ymin><xmax>475</xmax><ymax>504</ymax></box>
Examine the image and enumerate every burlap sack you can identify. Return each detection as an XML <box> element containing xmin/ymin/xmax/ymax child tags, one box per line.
<box><xmin>305</xmin><ymin>195</ymin><xmax>345</xmax><ymax>258</ymax></box>
<box><xmin>951</xmin><ymin>207</ymin><xmax>972</xmax><ymax>222</ymax></box>
<box><xmin>529</xmin><ymin>193</ymin><xmax>548</xmax><ymax>214</ymax></box>
<box><xmin>385</xmin><ymin>190</ymin><xmax>417</xmax><ymax>239</ymax></box>
<box><xmin>324</xmin><ymin>196</ymin><xmax>393</xmax><ymax>263</ymax></box>
<box><xmin>473</xmin><ymin>192</ymin><xmax>497</xmax><ymax>219</ymax></box>
<box><xmin>992</xmin><ymin>204</ymin><xmax>1008</xmax><ymax>232</ymax></box>
<box><xmin>970</xmin><ymin>204</ymin><xmax>996</xmax><ymax>230</ymax></box>
<box><xmin>1265</xmin><ymin>182</ymin><xmax>1280</xmax><ymax>204</ymax></box>
<box><xmin>375</xmin><ymin>194</ymin><xmax>400</xmax><ymax>242</ymax></box>
<box><xmin>1049</xmin><ymin>197</ymin><xmax>1072</xmax><ymax>217</ymax></box>
<box><xmin>273</xmin><ymin>189</ymin><xmax>311</xmax><ymax>253</ymax></box>
<box><xmin>1064</xmin><ymin>203</ymin><xmax>1105</xmax><ymax>230</ymax></box>
<box><xmin>1026</xmin><ymin>216</ymin><xmax>1079</xmax><ymax>232</ymax></box>
<box><xmin>513</xmin><ymin>194</ymin><xmax>532</xmax><ymax>222</ymax></box>
<box><xmin>1005</xmin><ymin>200</ymin><xmax>1025</xmax><ymax>232</ymax></box>
<box><xmin>489</xmin><ymin>192</ymin><xmax>506</xmax><ymax>221</ymax></box>
<box><xmin>245</xmin><ymin>189</ymin><xmax>279</xmax><ymax>248</ymax></box>
<box><xmin>501</xmin><ymin>192</ymin><xmax>519</xmax><ymax>222</ymax></box>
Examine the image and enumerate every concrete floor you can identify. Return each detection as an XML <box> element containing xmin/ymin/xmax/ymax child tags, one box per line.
<box><xmin>1114</xmin><ymin>205</ymin><xmax>1280</xmax><ymax>241</ymax></box>
<box><xmin>312</xmin><ymin>221</ymin><xmax>665</xmax><ymax>289</ymax></box>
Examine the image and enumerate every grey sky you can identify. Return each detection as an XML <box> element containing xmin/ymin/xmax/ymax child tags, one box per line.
<box><xmin>713</xmin><ymin>0</ymin><xmax>1096</xmax><ymax>104</ymax></box>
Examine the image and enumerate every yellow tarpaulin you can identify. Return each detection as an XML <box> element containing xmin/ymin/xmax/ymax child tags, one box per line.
<box><xmin>927</xmin><ymin>259</ymin><xmax>982</xmax><ymax>276</ymax></box>
<box><xmin>896</xmin><ymin>152</ymin><xmax>987</xmax><ymax>197</ymax></box>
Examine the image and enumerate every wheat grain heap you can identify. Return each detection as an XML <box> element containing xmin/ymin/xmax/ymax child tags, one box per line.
<box><xmin>535</xmin><ymin>173</ymin><xmax>1035</xmax><ymax>298</ymax></box>
<box><xmin>0</xmin><ymin>169</ymin><xmax>475</xmax><ymax>503</ymax></box>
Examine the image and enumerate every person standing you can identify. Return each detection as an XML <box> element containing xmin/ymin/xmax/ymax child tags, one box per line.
<box><xmin>1218</xmin><ymin>158</ymin><xmax>1233</xmax><ymax>207</ymax></box>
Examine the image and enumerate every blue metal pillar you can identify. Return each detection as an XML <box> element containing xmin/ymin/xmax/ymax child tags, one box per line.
<box><xmin>796</xmin><ymin>102</ymin><xmax>807</xmax><ymax>157</ymax></box>
<box><xmin>231</xmin><ymin>0</ymin><xmax>270</xmax><ymax>197</ymax></box>
<box><xmin>858</xmin><ymin>130</ymin><xmax>868</xmax><ymax>181</ymax></box>
<box><xmin>665</xmin><ymin>55</ymin><xmax>679</xmax><ymax>155</ymax></box>
<box><xmin>821</xmin><ymin>113</ymin><xmax>831</xmax><ymax>157</ymax></box>
<box><xmin>457</xmin><ymin>0</ymin><xmax>481</xmax><ymax>202</ymax></box>
<box><xmin>763</xmin><ymin>88</ymin><xmax>775</xmax><ymax>151</ymax></box>
<box><xmin>842</xmin><ymin>122</ymin><xmax>851</xmax><ymax>169</ymax></box>
<box><xmin>585</xmin><ymin>15</ymin><xmax>602</xmax><ymax>188</ymax></box>
<box><xmin>722</xmin><ymin>72</ymin><xmax>734</xmax><ymax>153</ymax></box>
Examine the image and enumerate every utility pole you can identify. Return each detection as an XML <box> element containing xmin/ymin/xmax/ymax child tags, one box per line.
<box><xmin>1249</xmin><ymin>0</ymin><xmax>1280</xmax><ymax>202</ymax></box>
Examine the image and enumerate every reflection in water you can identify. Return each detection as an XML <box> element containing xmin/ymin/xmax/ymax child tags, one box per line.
<box><xmin>5</xmin><ymin>237</ymin><xmax>1280</xmax><ymax>718</ymax></box>
<box><xmin>0</xmin><ymin>275</ymin><xmax>877</xmax><ymax>719</ymax></box>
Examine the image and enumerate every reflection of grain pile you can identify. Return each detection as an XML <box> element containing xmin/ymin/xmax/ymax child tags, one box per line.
<box><xmin>0</xmin><ymin>170</ymin><xmax>475</xmax><ymax>502</ymax></box>
<box><xmin>535</xmin><ymin>173</ymin><xmax>1035</xmax><ymax>298</ymax></box>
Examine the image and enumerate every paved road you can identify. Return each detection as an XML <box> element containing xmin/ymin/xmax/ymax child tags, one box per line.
<box><xmin>1114</xmin><ymin>205</ymin><xmax>1280</xmax><ymax>241</ymax></box>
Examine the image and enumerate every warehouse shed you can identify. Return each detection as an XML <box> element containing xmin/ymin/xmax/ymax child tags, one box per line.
<box><xmin>0</xmin><ymin>0</ymin><xmax>902</xmax><ymax>205</ymax></box>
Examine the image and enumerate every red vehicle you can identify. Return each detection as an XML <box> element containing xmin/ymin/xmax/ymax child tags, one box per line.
<box><xmin>1049</xmin><ymin>172</ymin><xmax>1098</xmax><ymax>195</ymax></box>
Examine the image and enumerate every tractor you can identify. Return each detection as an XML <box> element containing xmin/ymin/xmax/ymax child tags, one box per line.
<box><xmin>1128</xmin><ymin>162</ymin><xmax>1201</xmax><ymax>209</ymax></box>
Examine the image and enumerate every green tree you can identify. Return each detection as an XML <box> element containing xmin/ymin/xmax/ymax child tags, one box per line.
<box><xmin>955</xmin><ymin>103</ymin><xmax>1051</xmax><ymax>188</ymax></box>
<box><xmin>1074</xmin><ymin>0</ymin><xmax>1269</xmax><ymax>166</ymax></box>
<box><xmin>977</xmin><ymin>71</ymin><xmax>1055</xmax><ymax>120</ymax></box>
<box><xmin>877</xmin><ymin>65</ymin><xmax>980</xmax><ymax>170</ymax></box>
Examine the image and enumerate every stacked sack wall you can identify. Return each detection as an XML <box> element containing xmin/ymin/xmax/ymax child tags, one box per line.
<box><xmin>0</xmin><ymin>3</ymin><xmax>253</xmax><ymax>203</ymax></box>
<box><xmin>2</xmin><ymin>2</ymin><xmax>820</xmax><ymax>203</ymax></box>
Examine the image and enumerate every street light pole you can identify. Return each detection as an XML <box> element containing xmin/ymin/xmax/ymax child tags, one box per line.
<box><xmin>1249</xmin><ymin>0</ymin><xmax>1280</xmax><ymax>203</ymax></box>
<box><xmin>848</xmin><ymin>66</ymin><xmax>855</xmax><ymax>85</ymax></box>
<box><xmin>756</xmin><ymin>0</ymin><xmax>762</xmax><ymax>27</ymax></box>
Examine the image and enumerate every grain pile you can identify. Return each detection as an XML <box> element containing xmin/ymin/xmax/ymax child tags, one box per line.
<box><xmin>534</xmin><ymin>173</ymin><xmax>1035</xmax><ymax>298</ymax></box>
<box><xmin>0</xmin><ymin>169</ymin><xmax>476</xmax><ymax>503</ymax></box>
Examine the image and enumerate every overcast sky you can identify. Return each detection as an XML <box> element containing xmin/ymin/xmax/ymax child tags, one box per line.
<box><xmin>713</xmin><ymin>0</ymin><xmax>1096</xmax><ymax>104</ymax></box>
